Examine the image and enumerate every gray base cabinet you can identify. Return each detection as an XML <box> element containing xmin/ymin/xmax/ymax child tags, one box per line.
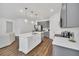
<box><xmin>53</xmin><ymin>45</ymin><xmax>79</xmax><ymax>56</ymax></box>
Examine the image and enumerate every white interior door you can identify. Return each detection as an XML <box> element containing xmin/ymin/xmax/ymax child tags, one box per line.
<box><xmin>0</xmin><ymin>23</ymin><xmax>2</xmax><ymax>33</ymax></box>
<box><xmin>6</xmin><ymin>21</ymin><xmax>13</xmax><ymax>33</ymax></box>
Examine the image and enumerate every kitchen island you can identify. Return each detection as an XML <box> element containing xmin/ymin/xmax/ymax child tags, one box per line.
<box><xmin>26</xmin><ymin>37</ymin><xmax>53</xmax><ymax>56</ymax></box>
<box><xmin>19</xmin><ymin>32</ymin><xmax>42</xmax><ymax>54</ymax></box>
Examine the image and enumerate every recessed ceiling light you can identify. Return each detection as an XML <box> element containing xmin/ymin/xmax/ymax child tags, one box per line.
<box><xmin>24</xmin><ymin>19</ymin><xmax>28</xmax><ymax>23</ymax></box>
<box><xmin>19</xmin><ymin>9</ymin><xmax>23</xmax><ymax>13</ymax></box>
<box><xmin>50</xmin><ymin>9</ymin><xmax>54</xmax><ymax>12</ymax></box>
<box><xmin>31</xmin><ymin>21</ymin><xmax>34</xmax><ymax>24</ymax></box>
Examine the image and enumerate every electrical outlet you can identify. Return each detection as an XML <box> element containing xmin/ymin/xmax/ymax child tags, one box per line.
<box><xmin>69</xmin><ymin>39</ymin><xmax>76</xmax><ymax>43</ymax></box>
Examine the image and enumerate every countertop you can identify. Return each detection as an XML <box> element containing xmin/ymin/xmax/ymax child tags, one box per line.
<box><xmin>53</xmin><ymin>37</ymin><xmax>79</xmax><ymax>51</ymax></box>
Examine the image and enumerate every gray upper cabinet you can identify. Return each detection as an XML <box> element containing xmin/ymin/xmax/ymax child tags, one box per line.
<box><xmin>60</xmin><ymin>3</ymin><xmax>79</xmax><ymax>28</ymax></box>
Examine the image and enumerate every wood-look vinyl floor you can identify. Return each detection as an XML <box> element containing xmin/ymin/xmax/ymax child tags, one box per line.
<box><xmin>0</xmin><ymin>37</ymin><xmax>53</xmax><ymax>56</ymax></box>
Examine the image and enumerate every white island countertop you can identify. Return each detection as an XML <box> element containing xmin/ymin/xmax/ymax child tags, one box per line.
<box><xmin>19</xmin><ymin>32</ymin><xmax>42</xmax><ymax>54</ymax></box>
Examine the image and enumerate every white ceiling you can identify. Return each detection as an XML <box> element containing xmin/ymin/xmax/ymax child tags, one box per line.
<box><xmin>0</xmin><ymin>3</ymin><xmax>61</xmax><ymax>20</ymax></box>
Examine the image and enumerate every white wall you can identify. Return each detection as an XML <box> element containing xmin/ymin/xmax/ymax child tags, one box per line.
<box><xmin>15</xmin><ymin>19</ymin><xmax>34</xmax><ymax>36</ymax></box>
<box><xmin>0</xmin><ymin>18</ymin><xmax>34</xmax><ymax>36</ymax></box>
<box><xmin>49</xmin><ymin>12</ymin><xmax>79</xmax><ymax>49</ymax></box>
<box><xmin>0</xmin><ymin>18</ymin><xmax>15</xmax><ymax>34</ymax></box>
